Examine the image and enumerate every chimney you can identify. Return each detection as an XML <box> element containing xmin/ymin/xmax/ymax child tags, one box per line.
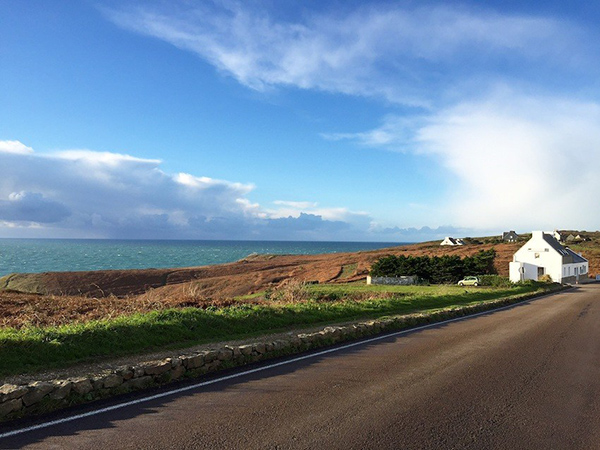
<box><xmin>532</xmin><ymin>230</ymin><xmax>544</xmax><ymax>239</ymax></box>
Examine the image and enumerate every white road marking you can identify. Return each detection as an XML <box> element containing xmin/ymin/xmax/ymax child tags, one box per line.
<box><xmin>0</xmin><ymin>291</ymin><xmax>559</xmax><ymax>440</ymax></box>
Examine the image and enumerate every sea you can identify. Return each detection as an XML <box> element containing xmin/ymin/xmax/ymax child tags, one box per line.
<box><xmin>0</xmin><ymin>239</ymin><xmax>405</xmax><ymax>277</ymax></box>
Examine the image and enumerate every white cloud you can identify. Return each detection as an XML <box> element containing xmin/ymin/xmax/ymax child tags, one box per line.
<box><xmin>103</xmin><ymin>2</ymin><xmax>585</xmax><ymax>105</ymax></box>
<box><xmin>54</xmin><ymin>150</ymin><xmax>161</xmax><ymax>165</ymax></box>
<box><xmin>322</xmin><ymin>116</ymin><xmax>419</xmax><ymax>149</ymax></box>
<box><xmin>175</xmin><ymin>172</ymin><xmax>254</xmax><ymax>195</ymax></box>
<box><xmin>417</xmin><ymin>93</ymin><xmax>600</xmax><ymax>230</ymax></box>
<box><xmin>0</xmin><ymin>140</ymin><xmax>34</xmax><ymax>155</ymax></box>
<box><xmin>334</xmin><ymin>91</ymin><xmax>600</xmax><ymax>231</ymax></box>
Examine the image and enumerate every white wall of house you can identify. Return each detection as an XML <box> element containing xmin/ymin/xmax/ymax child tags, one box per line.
<box><xmin>512</xmin><ymin>231</ymin><xmax>564</xmax><ymax>282</ymax></box>
<box><xmin>509</xmin><ymin>261</ymin><xmax>539</xmax><ymax>282</ymax></box>
<box><xmin>562</xmin><ymin>261</ymin><xmax>589</xmax><ymax>280</ymax></box>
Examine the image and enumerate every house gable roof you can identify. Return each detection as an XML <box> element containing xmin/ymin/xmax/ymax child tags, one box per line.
<box><xmin>565</xmin><ymin>247</ymin><xmax>588</xmax><ymax>264</ymax></box>
<box><xmin>541</xmin><ymin>232</ymin><xmax>569</xmax><ymax>257</ymax></box>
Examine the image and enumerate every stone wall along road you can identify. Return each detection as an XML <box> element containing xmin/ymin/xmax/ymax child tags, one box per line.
<box><xmin>1</xmin><ymin>284</ymin><xmax>600</xmax><ymax>449</ymax></box>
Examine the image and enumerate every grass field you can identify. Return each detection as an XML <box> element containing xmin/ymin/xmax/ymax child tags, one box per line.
<box><xmin>0</xmin><ymin>281</ymin><xmax>554</xmax><ymax>378</ymax></box>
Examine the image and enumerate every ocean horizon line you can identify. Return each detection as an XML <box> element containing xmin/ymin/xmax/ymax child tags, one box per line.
<box><xmin>0</xmin><ymin>239</ymin><xmax>412</xmax><ymax>277</ymax></box>
<box><xmin>0</xmin><ymin>237</ymin><xmax>413</xmax><ymax>244</ymax></box>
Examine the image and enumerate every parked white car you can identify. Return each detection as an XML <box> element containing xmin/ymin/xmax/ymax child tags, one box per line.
<box><xmin>458</xmin><ymin>276</ymin><xmax>479</xmax><ymax>286</ymax></box>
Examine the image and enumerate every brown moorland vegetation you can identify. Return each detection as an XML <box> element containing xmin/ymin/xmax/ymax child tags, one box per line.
<box><xmin>1</xmin><ymin>239</ymin><xmax>597</xmax><ymax>330</ymax></box>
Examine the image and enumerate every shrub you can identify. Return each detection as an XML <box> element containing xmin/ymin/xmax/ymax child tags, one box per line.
<box><xmin>272</xmin><ymin>280</ymin><xmax>309</xmax><ymax>303</ymax></box>
<box><xmin>370</xmin><ymin>249</ymin><xmax>497</xmax><ymax>284</ymax></box>
<box><xmin>538</xmin><ymin>274</ymin><xmax>553</xmax><ymax>283</ymax></box>
<box><xmin>478</xmin><ymin>275</ymin><xmax>512</xmax><ymax>288</ymax></box>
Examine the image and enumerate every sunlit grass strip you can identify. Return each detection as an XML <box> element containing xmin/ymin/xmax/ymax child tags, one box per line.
<box><xmin>0</xmin><ymin>284</ymin><xmax>552</xmax><ymax>378</ymax></box>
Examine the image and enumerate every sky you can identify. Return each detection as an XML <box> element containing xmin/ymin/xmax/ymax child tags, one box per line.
<box><xmin>1</xmin><ymin>0</ymin><xmax>599</xmax><ymax>242</ymax></box>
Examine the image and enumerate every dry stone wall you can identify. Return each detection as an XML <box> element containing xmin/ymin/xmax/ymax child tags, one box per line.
<box><xmin>0</xmin><ymin>285</ymin><xmax>566</xmax><ymax>422</ymax></box>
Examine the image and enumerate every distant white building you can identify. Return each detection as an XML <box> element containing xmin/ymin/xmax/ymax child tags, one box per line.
<box><xmin>440</xmin><ymin>237</ymin><xmax>464</xmax><ymax>246</ymax></box>
<box><xmin>509</xmin><ymin>231</ymin><xmax>589</xmax><ymax>284</ymax></box>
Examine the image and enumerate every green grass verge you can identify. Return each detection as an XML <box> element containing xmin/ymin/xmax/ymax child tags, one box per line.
<box><xmin>0</xmin><ymin>283</ymin><xmax>553</xmax><ymax>378</ymax></box>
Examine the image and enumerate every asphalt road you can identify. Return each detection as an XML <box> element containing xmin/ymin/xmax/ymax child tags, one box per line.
<box><xmin>2</xmin><ymin>284</ymin><xmax>600</xmax><ymax>449</ymax></box>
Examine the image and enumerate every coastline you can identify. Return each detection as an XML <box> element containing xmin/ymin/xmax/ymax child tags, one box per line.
<box><xmin>0</xmin><ymin>239</ymin><xmax>407</xmax><ymax>277</ymax></box>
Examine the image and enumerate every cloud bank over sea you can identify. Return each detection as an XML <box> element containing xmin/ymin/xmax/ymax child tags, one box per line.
<box><xmin>0</xmin><ymin>140</ymin><xmax>463</xmax><ymax>241</ymax></box>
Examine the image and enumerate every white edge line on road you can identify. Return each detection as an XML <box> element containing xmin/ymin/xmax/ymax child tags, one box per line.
<box><xmin>0</xmin><ymin>290</ymin><xmax>561</xmax><ymax>440</ymax></box>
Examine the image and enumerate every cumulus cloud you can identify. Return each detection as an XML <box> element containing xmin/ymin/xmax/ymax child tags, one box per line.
<box><xmin>103</xmin><ymin>1</ymin><xmax>586</xmax><ymax>105</ymax></box>
<box><xmin>416</xmin><ymin>93</ymin><xmax>600</xmax><ymax>230</ymax></box>
<box><xmin>0</xmin><ymin>141</ymin><xmax>257</xmax><ymax>238</ymax></box>
<box><xmin>0</xmin><ymin>140</ymin><xmax>403</xmax><ymax>241</ymax></box>
<box><xmin>332</xmin><ymin>91</ymin><xmax>600</xmax><ymax>231</ymax></box>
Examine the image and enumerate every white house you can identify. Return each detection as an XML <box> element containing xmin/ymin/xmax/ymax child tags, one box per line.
<box><xmin>441</xmin><ymin>237</ymin><xmax>464</xmax><ymax>246</ymax></box>
<box><xmin>509</xmin><ymin>231</ymin><xmax>589</xmax><ymax>284</ymax></box>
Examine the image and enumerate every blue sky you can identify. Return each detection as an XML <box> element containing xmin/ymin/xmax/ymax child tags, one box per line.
<box><xmin>1</xmin><ymin>0</ymin><xmax>599</xmax><ymax>241</ymax></box>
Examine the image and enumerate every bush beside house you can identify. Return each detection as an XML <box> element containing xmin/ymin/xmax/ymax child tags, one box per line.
<box><xmin>370</xmin><ymin>250</ymin><xmax>497</xmax><ymax>284</ymax></box>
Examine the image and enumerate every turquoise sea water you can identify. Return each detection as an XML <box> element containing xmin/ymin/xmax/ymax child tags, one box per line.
<box><xmin>0</xmin><ymin>239</ymin><xmax>405</xmax><ymax>276</ymax></box>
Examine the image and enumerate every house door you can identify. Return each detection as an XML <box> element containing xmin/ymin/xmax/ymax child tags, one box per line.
<box><xmin>537</xmin><ymin>267</ymin><xmax>545</xmax><ymax>278</ymax></box>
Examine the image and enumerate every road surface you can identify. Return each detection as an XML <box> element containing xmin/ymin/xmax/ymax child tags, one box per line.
<box><xmin>2</xmin><ymin>284</ymin><xmax>600</xmax><ymax>449</ymax></box>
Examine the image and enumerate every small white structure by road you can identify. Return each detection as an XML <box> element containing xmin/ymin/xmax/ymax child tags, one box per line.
<box><xmin>366</xmin><ymin>275</ymin><xmax>417</xmax><ymax>286</ymax></box>
<box><xmin>509</xmin><ymin>231</ymin><xmax>589</xmax><ymax>284</ymax></box>
<box><xmin>440</xmin><ymin>237</ymin><xmax>464</xmax><ymax>246</ymax></box>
